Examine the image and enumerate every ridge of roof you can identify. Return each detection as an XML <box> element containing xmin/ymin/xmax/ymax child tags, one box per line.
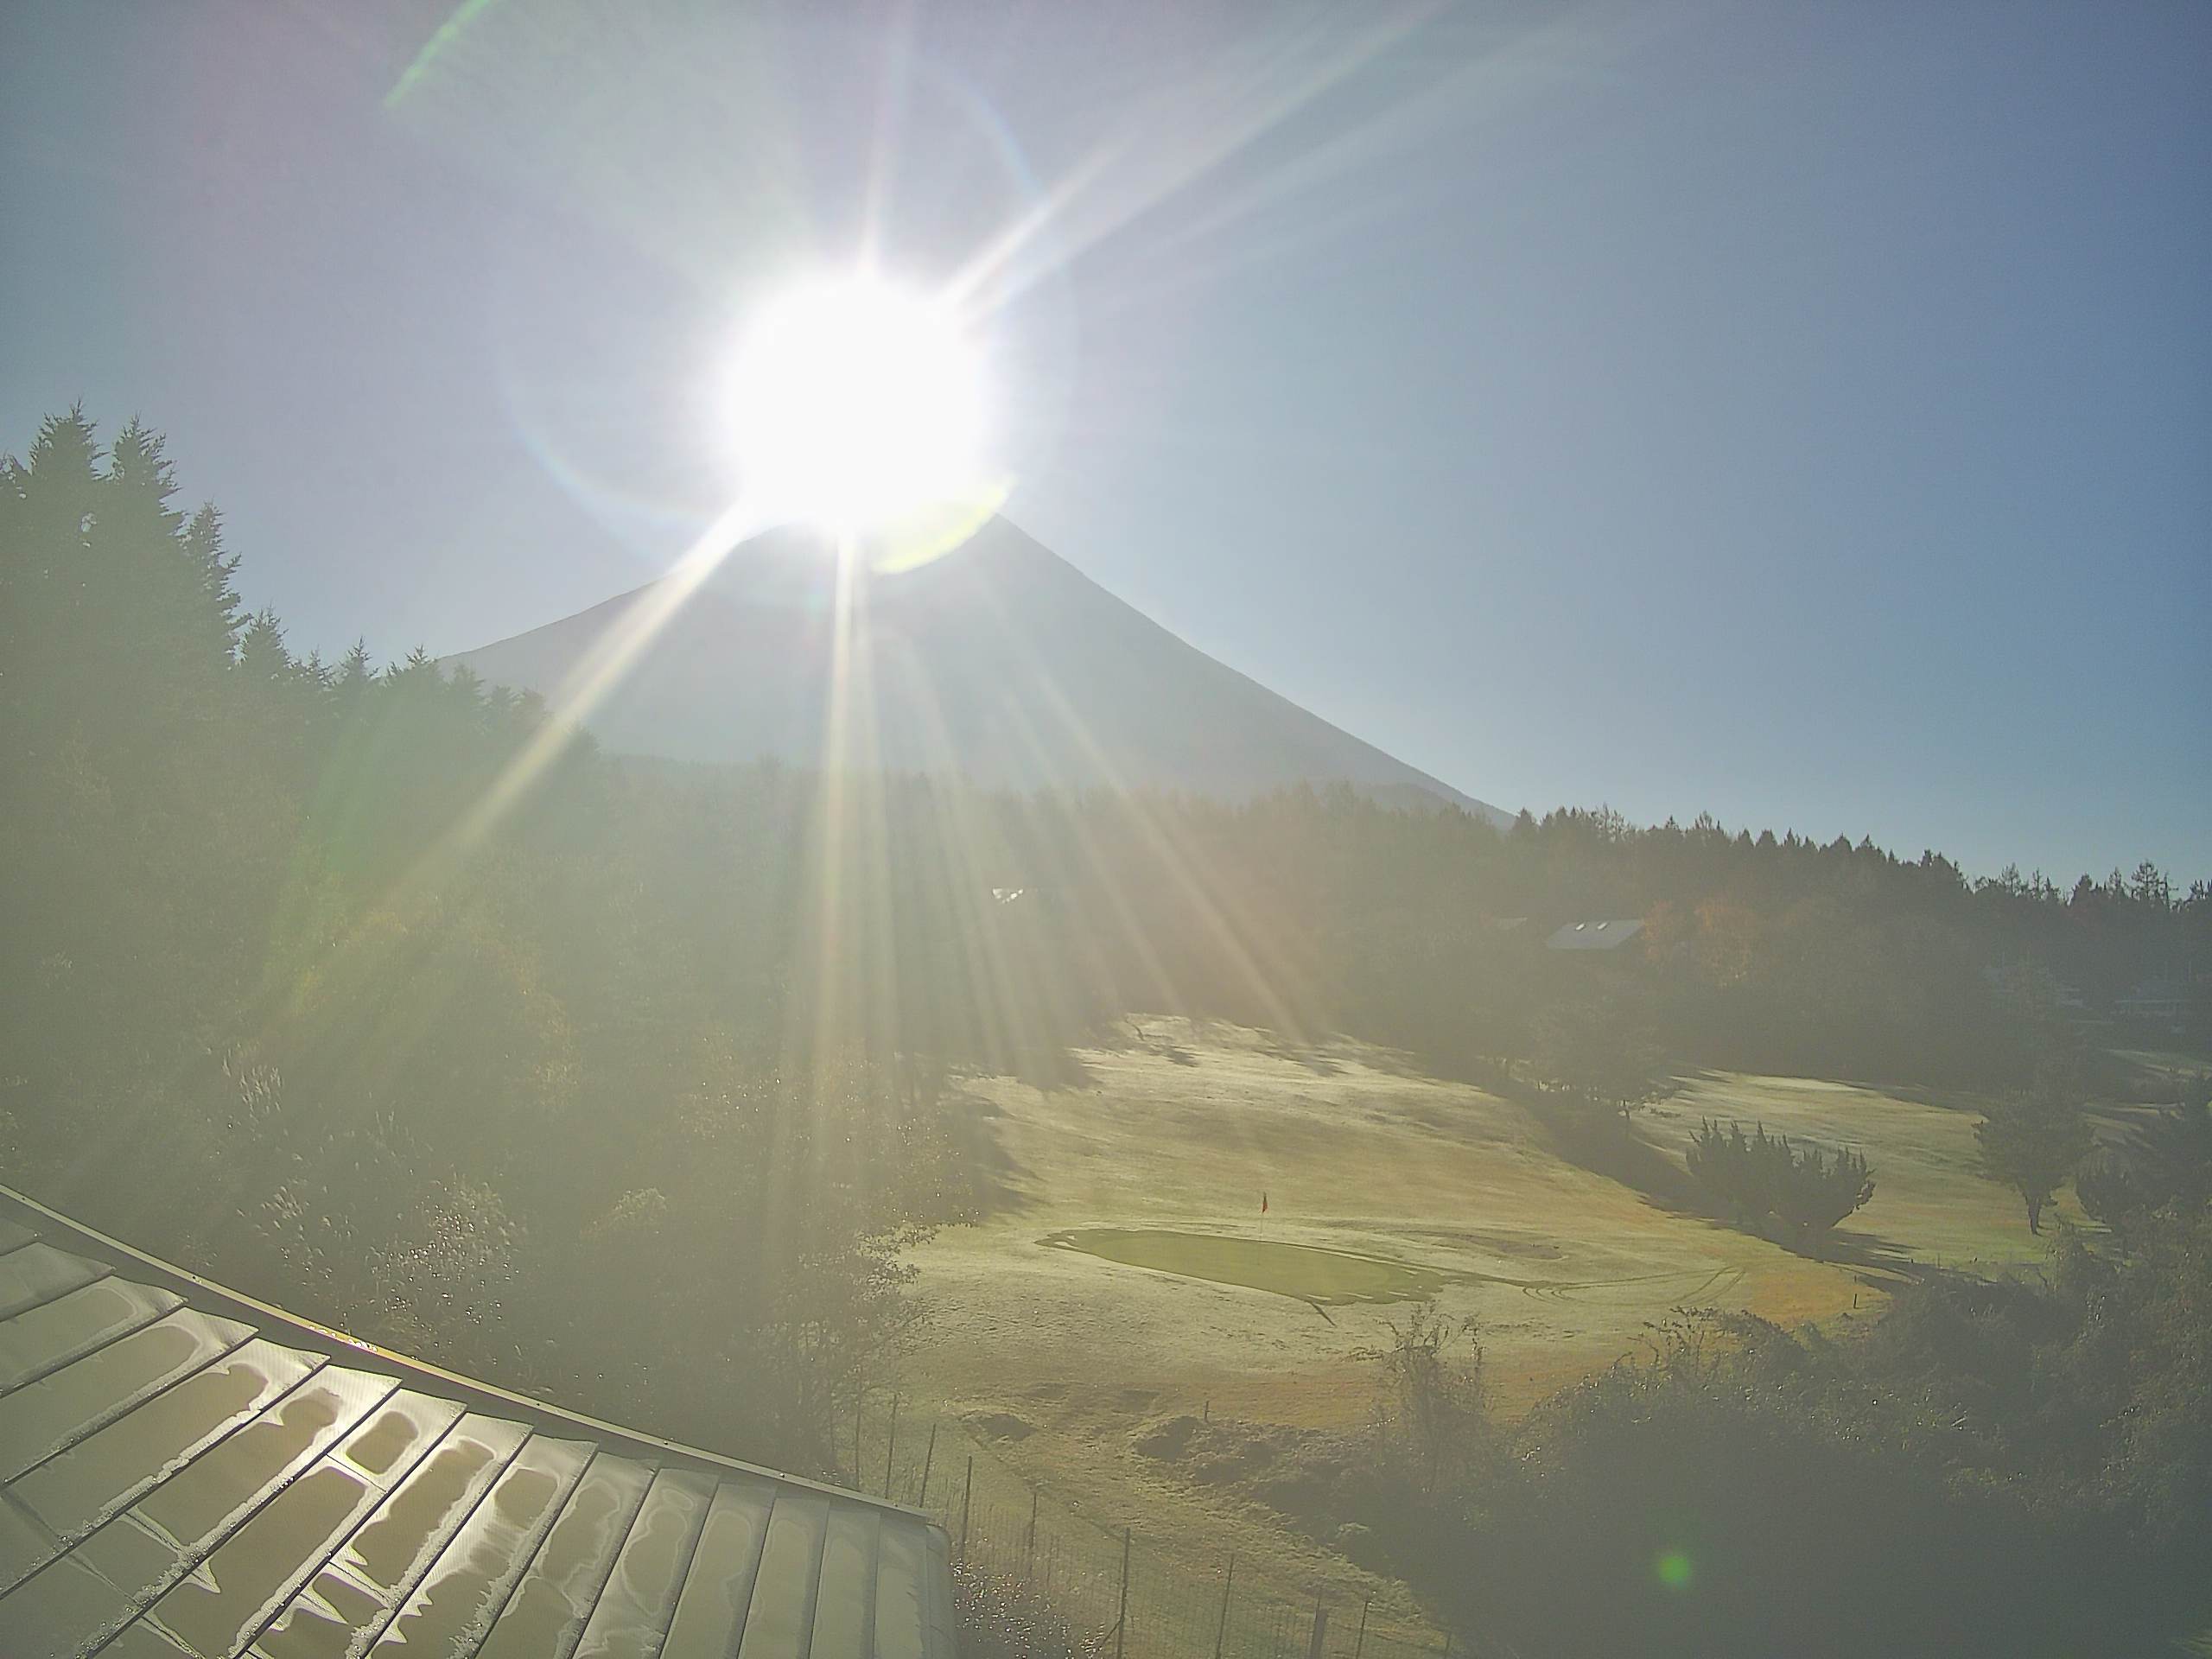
<box><xmin>0</xmin><ymin>1184</ymin><xmax>925</xmax><ymax>1520</ymax></box>
<box><xmin>0</xmin><ymin>1183</ymin><xmax>954</xmax><ymax>1659</ymax></box>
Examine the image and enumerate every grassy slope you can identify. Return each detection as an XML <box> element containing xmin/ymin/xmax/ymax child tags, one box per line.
<box><xmin>900</xmin><ymin>1019</ymin><xmax>2061</xmax><ymax>1637</ymax></box>
<box><xmin>1643</xmin><ymin>1072</ymin><xmax>2088</xmax><ymax>1267</ymax></box>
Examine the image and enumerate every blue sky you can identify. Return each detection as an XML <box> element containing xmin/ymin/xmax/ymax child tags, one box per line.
<box><xmin>4</xmin><ymin>1</ymin><xmax>2206</xmax><ymax>880</ymax></box>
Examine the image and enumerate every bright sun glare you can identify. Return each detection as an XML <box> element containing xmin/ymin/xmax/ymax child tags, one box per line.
<box><xmin>721</xmin><ymin>272</ymin><xmax>994</xmax><ymax>533</ymax></box>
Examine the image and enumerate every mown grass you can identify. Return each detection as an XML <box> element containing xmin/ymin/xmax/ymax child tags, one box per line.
<box><xmin>898</xmin><ymin>1018</ymin><xmax>2068</xmax><ymax>1639</ymax></box>
<box><xmin>1041</xmin><ymin>1229</ymin><xmax>1461</xmax><ymax>1307</ymax></box>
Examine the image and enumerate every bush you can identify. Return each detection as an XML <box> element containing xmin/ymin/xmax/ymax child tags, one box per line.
<box><xmin>2079</xmin><ymin>1102</ymin><xmax>2212</xmax><ymax>1225</ymax></box>
<box><xmin>1358</xmin><ymin>1306</ymin><xmax>1491</xmax><ymax>1495</ymax></box>
<box><xmin>2076</xmin><ymin>1147</ymin><xmax>2153</xmax><ymax>1224</ymax></box>
<box><xmin>1686</xmin><ymin>1119</ymin><xmax>1874</xmax><ymax>1251</ymax></box>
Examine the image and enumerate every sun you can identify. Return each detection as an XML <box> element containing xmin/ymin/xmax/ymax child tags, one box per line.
<box><xmin>720</xmin><ymin>271</ymin><xmax>995</xmax><ymax>534</ymax></box>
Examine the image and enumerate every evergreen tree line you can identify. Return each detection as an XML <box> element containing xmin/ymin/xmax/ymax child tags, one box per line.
<box><xmin>1</xmin><ymin>413</ymin><xmax>976</xmax><ymax>1468</ymax></box>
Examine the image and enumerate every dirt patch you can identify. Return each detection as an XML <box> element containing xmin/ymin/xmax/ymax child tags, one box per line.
<box><xmin>1133</xmin><ymin>1414</ymin><xmax>1203</xmax><ymax>1461</ymax></box>
<box><xmin>1149</xmin><ymin>1417</ymin><xmax>1364</xmax><ymax>1540</ymax></box>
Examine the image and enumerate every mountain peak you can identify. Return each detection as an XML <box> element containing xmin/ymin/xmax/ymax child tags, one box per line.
<box><xmin>449</xmin><ymin>518</ymin><xmax>1510</xmax><ymax>823</ymax></box>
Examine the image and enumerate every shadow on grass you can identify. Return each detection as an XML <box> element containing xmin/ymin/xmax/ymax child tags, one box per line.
<box><xmin>1529</xmin><ymin>1099</ymin><xmax>1933</xmax><ymax>1287</ymax></box>
<box><xmin>1257</xmin><ymin>1039</ymin><xmax>1345</xmax><ymax>1077</ymax></box>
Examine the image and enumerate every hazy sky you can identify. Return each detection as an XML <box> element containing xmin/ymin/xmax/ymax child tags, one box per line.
<box><xmin>5</xmin><ymin>1</ymin><xmax>2207</xmax><ymax>880</ymax></box>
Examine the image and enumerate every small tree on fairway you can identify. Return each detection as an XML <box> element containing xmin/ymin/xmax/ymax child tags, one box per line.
<box><xmin>1977</xmin><ymin>1084</ymin><xmax>2092</xmax><ymax>1235</ymax></box>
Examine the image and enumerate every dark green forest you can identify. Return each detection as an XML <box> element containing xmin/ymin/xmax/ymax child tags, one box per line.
<box><xmin>5</xmin><ymin>414</ymin><xmax>2210</xmax><ymax>1652</ymax></box>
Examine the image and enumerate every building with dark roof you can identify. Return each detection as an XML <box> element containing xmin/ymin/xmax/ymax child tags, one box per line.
<box><xmin>1541</xmin><ymin>919</ymin><xmax>1644</xmax><ymax>953</ymax></box>
<box><xmin>0</xmin><ymin>1185</ymin><xmax>954</xmax><ymax>1659</ymax></box>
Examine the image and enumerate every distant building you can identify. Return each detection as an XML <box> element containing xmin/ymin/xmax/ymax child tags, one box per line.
<box><xmin>2116</xmin><ymin>976</ymin><xmax>2186</xmax><ymax>1027</ymax></box>
<box><xmin>1544</xmin><ymin>918</ymin><xmax>1645</xmax><ymax>952</ymax></box>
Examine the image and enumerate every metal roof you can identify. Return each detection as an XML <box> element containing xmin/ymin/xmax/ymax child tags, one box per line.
<box><xmin>0</xmin><ymin>1187</ymin><xmax>954</xmax><ymax>1659</ymax></box>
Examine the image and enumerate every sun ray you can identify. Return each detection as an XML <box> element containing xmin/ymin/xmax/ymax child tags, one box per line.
<box><xmin>944</xmin><ymin>10</ymin><xmax>1438</xmax><ymax>317</ymax></box>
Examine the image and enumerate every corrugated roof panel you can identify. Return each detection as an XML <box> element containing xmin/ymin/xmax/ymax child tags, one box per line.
<box><xmin>658</xmin><ymin>1476</ymin><xmax>776</xmax><ymax>1659</ymax></box>
<box><xmin>736</xmin><ymin>1491</ymin><xmax>830</xmax><ymax>1659</ymax></box>
<box><xmin>115</xmin><ymin>1365</ymin><xmax>397</xmax><ymax>1564</ymax></box>
<box><xmin>870</xmin><ymin>1516</ymin><xmax>931</xmax><ymax>1659</ymax></box>
<box><xmin>0</xmin><ymin>1504</ymin><xmax>54</xmax><ymax>1619</ymax></box>
<box><xmin>90</xmin><ymin>1617</ymin><xmax>199</xmax><ymax>1658</ymax></box>
<box><xmin>0</xmin><ymin>1516</ymin><xmax>149</xmax><ymax>1658</ymax></box>
<box><xmin>920</xmin><ymin>1525</ymin><xmax>956</xmax><ymax>1659</ymax></box>
<box><xmin>0</xmin><ymin>1309</ymin><xmax>256</xmax><ymax>1483</ymax></box>
<box><xmin>570</xmin><ymin>1465</ymin><xmax>716</xmax><ymax>1659</ymax></box>
<box><xmin>333</xmin><ymin>1392</ymin><xmax>468</xmax><ymax>1491</ymax></box>
<box><xmin>809</xmin><ymin>1505</ymin><xmax>880</xmax><ymax>1659</ymax></box>
<box><xmin>249</xmin><ymin>1566</ymin><xmax>387</xmax><ymax>1659</ymax></box>
<box><xmin>474</xmin><ymin>1451</ymin><xmax>653</xmax><ymax>1659</ymax></box>
<box><xmin>333</xmin><ymin>1413</ymin><xmax>531</xmax><ymax>1599</ymax></box>
<box><xmin>252</xmin><ymin>1411</ymin><xmax>531</xmax><ymax>1659</ymax></box>
<box><xmin>0</xmin><ymin>1339</ymin><xmax>321</xmax><ymax>1595</ymax></box>
<box><xmin>364</xmin><ymin>1432</ymin><xmax>593</xmax><ymax>1659</ymax></box>
<box><xmin>0</xmin><ymin>1366</ymin><xmax>399</xmax><ymax>1656</ymax></box>
<box><xmin>0</xmin><ymin>1243</ymin><xmax>110</xmax><ymax>1324</ymax></box>
<box><xmin>136</xmin><ymin>1389</ymin><xmax>462</xmax><ymax>1658</ymax></box>
<box><xmin>0</xmin><ymin>1278</ymin><xmax>183</xmax><ymax>1395</ymax></box>
<box><xmin>0</xmin><ymin>1192</ymin><xmax>958</xmax><ymax>1659</ymax></box>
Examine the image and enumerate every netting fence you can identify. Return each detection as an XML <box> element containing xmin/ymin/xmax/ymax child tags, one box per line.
<box><xmin>835</xmin><ymin>1390</ymin><xmax>1466</xmax><ymax>1659</ymax></box>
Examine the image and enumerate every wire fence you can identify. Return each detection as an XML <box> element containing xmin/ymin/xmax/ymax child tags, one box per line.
<box><xmin>836</xmin><ymin>1390</ymin><xmax>1463</xmax><ymax>1659</ymax></box>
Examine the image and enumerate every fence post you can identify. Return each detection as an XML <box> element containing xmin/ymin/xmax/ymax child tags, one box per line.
<box><xmin>918</xmin><ymin>1422</ymin><xmax>938</xmax><ymax>1509</ymax></box>
<box><xmin>1025</xmin><ymin>1484</ymin><xmax>1039</xmax><ymax>1576</ymax></box>
<box><xmin>883</xmin><ymin>1393</ymin><xmax>899</xmax><ymax>1498</ymax></box>
<box><xmin>852</xmin><ymin>1377</ymin><xmax>864</xmax><ymax>1481</ymax></box>
<box><xmin>1115</xmin><ymin>1528</ymin><xmax>1131</xmax><ymax>1659</ymax></box>
<box><xmin>1306</xmin><ymin>1594</ymin><xmax>1328</xmax><ymax>1659</ymax></box>
<box><xmin>959</xmin><ymin>1456</ymin><xmax>974</xmax><ymax>1558</ymax></box>
<box><xmin>1214</xmin><ymin>1555</ymin><xmax>1236</xmax><ymax>1659</ymax></box>
<box><xmin>1354</xmin><ymin>1597</ymin><xmax>1370</xmax><ymax>1659</ymax></box>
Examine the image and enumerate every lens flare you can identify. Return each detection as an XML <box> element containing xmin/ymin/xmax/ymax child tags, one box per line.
<box><xmin>721</xmin><ymin>272</ymin><xmax>994</xmax><ymax>534</ymax></box>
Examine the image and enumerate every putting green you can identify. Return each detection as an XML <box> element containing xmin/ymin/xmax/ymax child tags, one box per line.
<box><xmin>1042</xmin><ymin>1227</ymin><xmax>1455</xmax><ymax>1306</ymax></box>
<box><xmin>904</xmin><ymin>1020</ymin><xmax>2064</xmax><ymax>1654</ymax></box>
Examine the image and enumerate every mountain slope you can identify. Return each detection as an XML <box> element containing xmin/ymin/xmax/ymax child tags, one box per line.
<box><xmin>448</xmin><ymin>517</ymin><xmax>1510</xmax><ymax>823</ymax></box>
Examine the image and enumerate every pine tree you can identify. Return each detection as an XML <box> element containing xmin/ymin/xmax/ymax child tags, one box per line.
<box><xmin>182</xmin><ymin>503</ymin><xmax>243</xmax><ymax>656</ymax></box>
